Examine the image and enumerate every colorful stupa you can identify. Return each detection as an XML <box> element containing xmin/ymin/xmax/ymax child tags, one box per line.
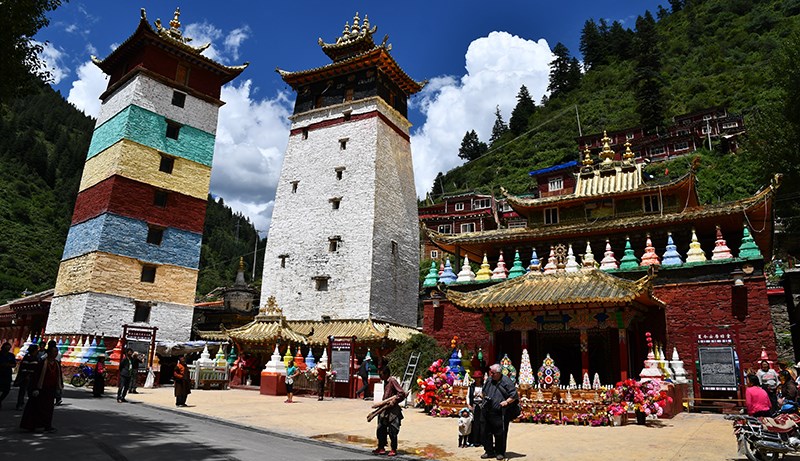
<box><xmin>582</xmin><ymin>241</ymin><xmax>596</xmax><ymax>270</ymax></box>
<box><xmin>491</xmin><ymin>251</ymin><xmax>508</xmax><ymax>280</ymax></box>
<box><xmin>711</xmin><ymin>226</ymin><xmax>733</xmax><ymax>260</ymax></box>
<box><xmin>508</xmin><ymin>250</ymin><xmax>527</xmax><ymax>279</ymax></box>
<box><xmin>619</xmin><ymin>237</ymin><xmax>639</xmax><ymax>270</ymax></box>
<box><xmin>282</xmin><ymin>344</ymin><xmax>294</xmax><ymax>368</ymax></box>
<box><xmin>537</xmin><ymin>353</ymin><xmax>561</xmax><ymax>387</ymax></box>
<box><xmin>640</xmin><ymin>234</ymin><xmax>661</xmax><ymax>266</ymax></box>
<box><xmin>439</xmin><ymin>258</ymin><xmax>457</xmax><ymax>284</ymax></box>
<box><xmin>661</xmin><ymin>232</ymin><xmax>683</xmax><ymax>266</ymax></box>
<box><xmin>518</xmin><ymin>348</ymin><xmax>534</xmax><ymax>386</ymax></box>
<box><xmin>543</xmin><ymin>246</ymin><xmax>558</xmax><ymax>274</ymax></box>
<box><xmin>738</xmin><ymin>224</ymin><xmax>761</xmax><ymax>259</ymax></box>
<box><xmin>475</xmin><ymin>254</ymin><xmax>493</xmax><ymax>280</ymax></box>
<box><xmin>686</xmin><ymin>229</ymin><xmax>707</xmax><ymax>263</ymax></box>
<box><xmin>500</xmin><ymin>353</ymin><xmax>517</xmax><ymax>383</ymax></box>
<box><xmin>565</xmin><ymin>244</ymin><xmax>580</xmax><ymax>272</ymax></box>
<box><xmin>599</xmin><ymin>240</ymin><xmax>618</xmax><ymax>270</ymax></box>
<box><xmin>422</xmin><ymin>261</ymin><xmax>439</xmax><ymax>288</ymax></box>
<box><xmin>304</xmin><ymin>348</ymin><xmax>316</xmax><ymax>369</ymax></box>
<box><xmin>456</xmin><ymin>255</ymin><xmax>476</xmax><ymax>283</ymax></box>
<box><xmin>528</xmin><ymin>247</ymin><xmax>542</xmax><ymax>272</ymax></box>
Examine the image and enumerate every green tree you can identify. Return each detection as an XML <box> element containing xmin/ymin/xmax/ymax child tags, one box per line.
<box><xmin>387</xmin><ymin>333</ymin><xmax>448</xmax><ymax>392</ymax></box>
<box><xmin>458</xmin><ymin>130</ymin><xmax>488</xmax><ymax>161</ymax></box>
<box><xmin>548</xmin><ymin>42</ymin><xmax>574</xmax><ymax>99</ymax></box>
<box><xmin>579</xmin><ymin>19</ymin><xmax>603</xmax><ymax>70</ymax></box>
<box><xmin>0</xmin><ymin>0</ymin><xmax>63</xmax><ymax>102</ymax></box>
<box><xmin>632</xmin><ymin>11</ymin><xmax>665</xmax><ymax>131</ymax></box>
<box><xmin>489</xmin><ymin>105</ymin><xmax>509</xmax><ymax>145</ymax></box>
<box><xmin>509</xmin><ymin>85</ymin><xmax>536</xmax><ymax>135</ymax></box>
<box><xmin>431</xmin><ymin>171</ymin><xmax>445</xmax><ymax>196</ymax></box>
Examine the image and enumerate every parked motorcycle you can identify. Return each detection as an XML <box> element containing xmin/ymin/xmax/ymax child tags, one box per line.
<box><xmin>726</xmin><ymin>405</ymin><xmax>800</xmax><ymax>461</ymax></box>
<box><xmin>70</xmin><ymin>363</ymin><xmax>97</xmax><ymax>388</ymax></box>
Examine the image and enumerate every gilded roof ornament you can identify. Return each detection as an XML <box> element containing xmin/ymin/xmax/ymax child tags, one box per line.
<box><xmin>599</xmin><ymin>131</ymin><xmax>614</xmax><ymax>164</ymax></box>
<box><xmin>582</xmin><ymin>146</ymin><xmax>593</xmax><ymax>166</ymax></box>
<box><xmin>623</xmin><ymin>141</ymin><xmax>635</xmax><ymax>161</ymax></box>
<box><xmin>155</xmin><ymin>7</ymin><xmax>192</xmax><ymax>44</ymax></box>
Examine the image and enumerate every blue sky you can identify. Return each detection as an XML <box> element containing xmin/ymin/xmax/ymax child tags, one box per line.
<box><xmin>36</xmin><ymin>1</ymin><xmax>663</xmax><ymax>233</ymax></box>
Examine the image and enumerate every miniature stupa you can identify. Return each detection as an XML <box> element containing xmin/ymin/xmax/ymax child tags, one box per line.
<box><xmin>439</xmin><ymin>258</ymin><xmax>457</xmax><ymax>284</ymax></box>
<box><xmin>711</xmin><ymin>226</ymin><xmax>733</xmax><ymax>260</ymax></box>
<box><xmin>543</xmin><ymin>247</ymin><xmax>558</xmax><ymax>274</ymax></box>
<box><xmin>639</xmin><ymin>332</ymin><xmax>663</xmax><ymax>381</ymax></box>
<box><xmin>62</xmin><ymin>336</ymin><xmax>76</xmax><ymax>365</ymax></box>
<box><xmin>582</xmin><ymin>372</ymin><xmax>591</xmax><ymax>390</ymax></box>
<box><xmin>94</xmin><ymin>338</ymin><xmax>107</xmax><ymax>362</ymax></box>
<box><xmin>304</xmin><ymin>348</ymin><xmax>316</xmax><ymax>369</ymax></box>
<box><xmin>197</xmin><ymin>344</ymin><xmax>214</xmax><ymax>366</ymax></box>
<box><xmin>685</xmin><ymin>229</ymin><xmax>707</xmax><ymax>263</ymax></box>
<box><xmin>508</xmin><ymin>250</ymin><xmax>527</xmax><ymax>279</ymax></box>
<box><xmin>438</xmin><ymin>261</ymin><xmax>444</xmax><ymax>277</ymax></box>
<box><xmin>738</xmin><ymin>224</ymin><xmax>761</xmax><ymax>259</ymax></box>
<box><xmin>500</xmin><ymin>354</ymin><xmax>517</xmax><ymax>383</ymax></box>
<box><xmin>593</xmin><ymin>373</ymin><xmax>601</xmax><ymax>389</ymax></box>
<box><xmin>16</xmin><ymin>334</ymin><xmax>32</xmax><ymax>360</ymax></box>
<box><xmin>619</xmin><ymin>237</ymin><xmax>639</xmax><ymax>269</ymax></box>
<box><xmin>85</xmin><ymin>337</ymin><xmax>99</xmax><ymax>364</ymax></box>
<box><xmin>264</xmin><ymin>344</ymin><xmax>287</xmax><ymax>374</ymax></box>
<box><xmin>565</xmin><ymin>389</ymin><xmax>573</xmax><ymax>403</ymax></box>
<box><xmin>319</xmin><ymin>348</ymin><xmax>329</xmax><ymax>369</ymax></box>
<box><xmin>640</xmin><ymin>234</ymin><xmax>661</xmax><ymax>266</ymax></box>
<box><xmin>582</xmin><ymin>241</ymin><xmax>596</xmax><ymax>270</ymax></box>
<box><xmin>518</xmin><ymin>349</ymin><xmax>534</xmax><ymax>386</ymax></box>
<box><xmin>599</xmin><ymin>240</ymin><xmax>619</xmax><ymax>270</ymax></box>
<box><xmin>109</xmin><ymin>337</ymin><xmax>123</xmax><ymax>366</ymax></box>
<box><xmin>537</xmin><ymin>353</ymin><xmax>561</xmax><ymax>387</ymax></box>
<box><xmin>670</xmin><ymin>347</ymin><xmax>688</xmax><ymax>384</ymax></box>
<box><xmin>565</xmin><ymin>244</ymin><xmax>580</xmax><ymax>272</ymax></box>
<box><xmin>456</xmin><ymin>255</ymin><xmax>476</xmax><ymax>283</ymax></box>
<box><xmin>282</xmin><ymin>345</ymin><xmax>294</xmax><ymax>368</ymax></box>
<box><xmin>294</xmin><ymin>346</ymin><xmax>306</xmax><ymax>370</ymax></box>
<box><xmin>475</xmin><ymin>254</ymin><xmax>493</xmax><ymax>280</ymax></box>
<box><xmin>57</xmin><ymin>337</ymin><xmax>69</xmax><ymax>358</ymax></box>
<box><xmin>491</xmin><ymin>251</ymin><xmax>508</xmax><ymax>280</ymax></box>
<box><xmin>568</xmin><ymin>374</ymin><xmax>577</xmax><ymax>389</ymax></box>
<box><xmin>227</xmin><ymin>344</ymin><xmax>237</xmax><ymax>367</ymax></box>
<box><xmin>423</xmin><ymin>261</ymin><xmax>439</xmax><ymax>287</ymax></box>
<box><xmin>656</xmin><ymin>344</ymin><xmax>673</xmax><ymax>379</ymax></box>
<box><xmin>528</xmin><ymin>247</ymin><xmax>542</xmax><ymax>273</ymax></box>
<box><xmin>661</xmin><ymin>232</ymin><xmax>683</xmax><ymax>266</ymax></box>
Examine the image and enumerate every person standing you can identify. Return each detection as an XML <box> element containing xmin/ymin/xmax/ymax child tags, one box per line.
<box><xmin>14</xmin><ymin>344</ymin><xmax>38</xmax><ymax>411</ymax></box>
<box><xmin>173</xmin><ymin>355</ymin><xmax>191</xmax><ymax>407</ymax></box>
<box><xmin>355</xmin><ymin>356</ymin><xmax>372</xmax><ymax>400</ymax></box>
<box><xmin>372</xmin><ymin>366</ymin><xmax>406</xmax><ymax>457</ymax></box>
<box><xmin>93</xmin><ymin>355</ymin><xmax>106</xmax><ymax>397</ymax></box>
<box><xmin>117</xmin><ymin>348</ymin><xmax>133</xmax><ymax>403</ymax></box>
<box><xmin>315</xmin><ymin>363</ymin><xmax>328</xmax><ymax>401</ymax></box>
<box><xmin>481</xmin><ymin>364</ymin><xmax>519</xmax><ymax>460</ymax></box>
<box><xmin>129</xmin><ymin>351</ymin><xmax>142</xmax><ymax>394</ymax></box>
<box><xmin>757</xmin><ymin>360</ymin><xmax>779</xmax><ymax>411</ymax></box>
<box><xmin>20</xmin><ymin>345</ymin><xmax>62</xmax><ymax>432</ymax></box>
<box><xmin>285</xmin><ymin>362</ymin><xmax>300</xmax><ymax>403</ymax></box>
<box><xmin>46</xmin><ymin>340</ymin><xmax>62</xmax><ymax>406</ymax></box>
<box><xmin>467</xmin><ymin>370</ymin><xmax>485</xmax><ymax>448</ymax></box>
<box><xmin>0</xmin><ymin>342</ymin><xmax>16</xmax><ymax>409</ymax></box>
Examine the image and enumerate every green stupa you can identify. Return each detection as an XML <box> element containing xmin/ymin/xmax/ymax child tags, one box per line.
<box><xmin>618</xmin><ymin>237</ymin><xmax>640</xmax><ymax>270</ymax></box>
<box><xmin>423</xmin><ymin>261</ymin><xmax>439</xmax><ymax>288</ymax></box>
<box><xmin>738</xmin><ymin>224</ymin><xmax>761</xmax><ymax>259</ymax></box>
<box><xmin>508</xmin><ymin>250</ymin><xmax>527</xmax><ymax>279</ymax></box>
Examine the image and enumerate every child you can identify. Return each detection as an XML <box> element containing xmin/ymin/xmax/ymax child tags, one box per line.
<box><xmin>458</xmin><ymin>407</ymin><xmax>473</xmax><ymax>448</ymax></box>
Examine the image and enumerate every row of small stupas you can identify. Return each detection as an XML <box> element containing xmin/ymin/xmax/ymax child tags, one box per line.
<box><xmin>424</xmin><ymin>224</ymin><xmax>760</xmax><ymax>286</ymax></box>
<box><xmin>11</xmin><ymin>334</ymin><xmax>127</xmax><ymax>366</ymax></box>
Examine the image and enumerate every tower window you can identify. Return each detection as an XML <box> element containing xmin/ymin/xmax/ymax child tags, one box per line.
<box><xmin>279</xmin><ymin>254</ymin><xmax>289</xmax><ymax>268</ymax></box>
<box><xmin>330</xmin><ymin>198</ymin><xmax>341</xmax><ymax>210</ymax></box>
<box><xmin>391</xmin><ymin>240</ymin><xmax>398</xmax><ymax>255</ymax></box>
<box><xmin>133</xmin><ymin>301</ymin><xmax>151</xmax><ymax>323</ymax></box>
<box><xmin>329</xmin><ymin>236</ymin><xmax>342</xmax><ymax>252</ymax></box>
<box><xmin>166</xmin><ymin>121</ymin><xmax>181</xmax><ymax>140</ymax></box>
<box><xmin>544</xmin><ymin>207</ymin><xmax>559</xmax><ymax>225</ymax></box>
<box><xmin>339</xmin><ymin>138</ymin><xmax>348</xmax><ymax>150</ymax></box>
<box><xmin>153</xmin><ymin>190</ymin><xmax>169</xmax><ymax>208</ymax></box>
<box><xmin>335</xmin><ymin>167</ymin><xmax>345</xmax><ymax>180</ymax></box>
<box><xmin>171</xmin><ymin>91</ymin><xmax>186</xmax><ymax>108</ymax></box>
<box><xmin>291</xmin><ymin>181</ymin><xmax>299</xmax><ymax>193</ymax></box>
<box><xmin>302</xmin><ymin>128</ymin><xmax>309</xmax><ymax>140</ymax></box>
<box><xmin>344</xmin><ymin>87</ymin><xmax>354</xmax><ymax>102</ymax></box>
<box><xmin>431</xmin><ymin>250</ymin><xmax>439</xmax><ymax>259</ymax></box>
<box><xmin>146</xmin><ymin>226</ymin><xmax>164</xmax><ymax>245</ymax></box>
<box><xmin>159</xmin><ymin>155</ymin><xmax>175</xmax><ymax>174</ymax></box>
<box><xmin>140</xmin><ymin>265</ymin><xmax>157</xmax><ymax>283</ymax></box>
<box><xmin>314</xmin><ymin>276</ymin><xmax>329</xmax><ymax>291</ymax></box>
<box><xmin>643</xmin><ymin>195</ymin><xmax>661</xmax><ymax>213</ymax></box>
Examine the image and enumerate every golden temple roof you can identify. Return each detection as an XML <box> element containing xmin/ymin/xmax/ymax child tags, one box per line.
<box><xmin>446</xmin><ymin>268</ymin><xmax>663</xmax><ymax>312</ymax></box>
<box><xmin>318</xmin><ymin>12</ymin><xmax>381</xmax><ymax>61</ymax></box>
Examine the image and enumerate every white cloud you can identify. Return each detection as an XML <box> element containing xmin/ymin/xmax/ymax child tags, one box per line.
<box><xmin>223</xmin><ymin>26</ymin><xmax>251</xmax><ymax>61</ymax></box>
<box><xmin>410</xmin><ymin>31</ymin><xmax>554</xmax><ymax>197</ymax></box>
<box><xmin>209</xmin><ymin>80</ymin><xmax>293</xmax><ymax>235</ymax></box>
<box><xmin>65</xmin><ymin>24</ymin><xmax>78</xmax><ymax>33</ymax></box>
<box><xmin>183</xmin><ymin>22</ymin><xmax>224</xmax><ymax>61</ymax></box>
<box><xmin>35</xmin><ymin>41</ymin><xmax>70</xmax><ymax>84</ymax></box>
<box><xmin>66</xmin><ymin>61</ymin><xmax>108</xmax><ymax>117</ymax></box>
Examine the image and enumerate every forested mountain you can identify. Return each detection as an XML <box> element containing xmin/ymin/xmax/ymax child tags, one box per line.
<box><xmin>0</xmin><ymin>80</ymin><xmax>263</xmax><ymax>303</ymax></box>
<box><xmin>435</xmin><ymin>0</ymin><xmax>800</xmax><ymax>248</ymax></box>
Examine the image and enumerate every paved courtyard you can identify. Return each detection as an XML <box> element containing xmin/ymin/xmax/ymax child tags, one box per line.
<box><xmin>109</xmin><ymin>385</ymin><xmax>749</xmax><ymax>461</ymax></box>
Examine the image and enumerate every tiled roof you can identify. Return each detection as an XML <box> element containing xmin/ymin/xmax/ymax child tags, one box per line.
<box><xmin>447</xmin><ymin>269</ymin><xmax>663</xmax><ymax>312</ymax></box>
<box><xmin>221</xmin><ymin>318</ymin><xmax>309</xmax><ymax>345</ymax></box>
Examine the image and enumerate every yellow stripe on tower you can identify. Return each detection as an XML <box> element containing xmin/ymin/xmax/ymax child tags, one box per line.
<box><xmin>78</xmin><ymin>139</ymin><xmax>212</xmax><ymax>199</ymax></box>
<box><xmin>54</xmin><ymin>251</ymin><xmax>198</xmax><ymax>306</ymax></box>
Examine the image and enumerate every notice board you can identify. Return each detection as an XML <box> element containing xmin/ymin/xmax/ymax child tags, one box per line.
<box><xmin>329</xmin><ymin>337</ymin><xmax>353</xmax><ymax>383</ymax></box>
<box><xmin>698</xmin><ymin>346</ymin><xmax>737</xmax><ymax>391</ymax></box>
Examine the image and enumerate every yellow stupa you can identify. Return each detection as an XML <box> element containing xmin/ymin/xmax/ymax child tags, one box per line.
<box><xmin>283</xmin><ymin>345</ymin><xmax>294</xmax><ymax>368</ymax></box>
<box><xmin>686</xmin><ymin>229</ymin><xmax>707</xmax><ymax>263</ymax></box>
<box><xmin>475</xmin><ymin>253</ymin><xmax>493</xmax><ymax>280</ymax></box>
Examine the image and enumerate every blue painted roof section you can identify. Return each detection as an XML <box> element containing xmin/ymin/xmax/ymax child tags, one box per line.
<box><xmin>529</xmin><ymin>160</ymin><xmax>579</xmax><ymax>177</ymax></box>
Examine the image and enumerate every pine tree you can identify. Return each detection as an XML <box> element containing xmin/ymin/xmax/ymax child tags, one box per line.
<box><xmin>458</xmin><ymin>130</ymin><xmax>488</xmax><ymax>161</ymax></box>
<box><xmin>547</xmin><ymin>42</ymin><xmax>573</xmax><ymax>99</ymax></box>
<box><xmin>431</xmin><ymin>172</ymin><xmax>445</xmax><ymax>196</ymax></box>
<box><xmin>608</xmin><ymin>21</ymin><xmax>634</xmax><ymax>61</ymax></box>
<box><xmin>509</xmin><ymin>85</ymin><xmax>536</xmax><ymax>135</ymax></box>
<box><xmin>632</xmin><ymin>11</ymin><xmax>665</xmax><ymax>131</ymax></box>
<box><xmin>579</xmin><ymin>19</ymin><xmax>603</xmax><ymax>70</ymax></box>
<box><xmin>489</xmin><ymin>105</ymin><xmax>509</xmax><ymax>145</ymax></box>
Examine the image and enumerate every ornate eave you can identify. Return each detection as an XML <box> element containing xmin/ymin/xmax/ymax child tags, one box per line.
<box><xmin>446</xmin><ymin>269</ymin><xmax>664</xmax><ymax>313</ymax></box>
<box><xmin>318</xmin><ymin>12</ymin><xmax>380</xmax><ymax>61</ymax></box>
<box><xmin>92</xmin><ymin>8</ymin><xmax>248</xmax><ymax>84</ymax></box>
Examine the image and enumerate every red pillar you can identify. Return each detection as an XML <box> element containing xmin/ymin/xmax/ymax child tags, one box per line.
<box><xmin>619</xmin><ymin>329</ymin><xmax>629</xmax><ymax>381</ymax></box>
<box><xmin>580</xmin><ymin>330</ymin><xmax>589</xmax><ymax>377</ymax></box>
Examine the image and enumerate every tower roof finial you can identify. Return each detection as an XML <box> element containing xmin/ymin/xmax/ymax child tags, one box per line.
<box><xmin>599</xmin><ymin>131</ymin><xmax>614</xmax><ymax>164</ymax></box>
<box><xmin>623</xmin><ymin>141</ymin><xmax>635</xmax><ymax>161</ymax></box>
<box><xmin>582</xmin><ymin>146</ymin><xmax>593</xmax><ymax>166</ymax></box>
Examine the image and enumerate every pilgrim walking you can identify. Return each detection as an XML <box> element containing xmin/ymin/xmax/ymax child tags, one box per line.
<box><xmin>173</xmin><ymin>355</ymin><xmax>191</xmax><ymax>407</ymax></box>
<box><xmin>20</xmin><ymin>344</ymin><xmax>63</xmax><ymax>432</ymax></box>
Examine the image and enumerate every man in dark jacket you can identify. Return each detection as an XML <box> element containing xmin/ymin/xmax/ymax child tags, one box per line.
<box><xmin>117</xmin><ymin>349</ymin><xmax>133</xmax><ymax>403</ymax></box>
<box><xmin>129</xmin><ymin>351</ymin><xmax>142</xmax><ymax>394</ymax></box>
<box><xmin>355</xmin><ymin>356</ymin><xmax>372</xmax><ymax>399</ymax></box>
<box><xmin>481</xmin><ymin>364</ymin><xmax>519</xmax><ymax>460</ymax></box>
<box><xmin>15</xmin><ymin>344</ymin><xmax>39</xmax><ymax>410</ymax></box>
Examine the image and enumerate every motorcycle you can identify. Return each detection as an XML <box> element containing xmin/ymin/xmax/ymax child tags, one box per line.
<box><xmin>70</xmin><ymin>363</ymin><xmax>97</xmax><ymax>388</ymax></box>
<box><xmin>726</xmin><ymin>401</ymin><xmax>800</xmax><ymax>461</ymax></box>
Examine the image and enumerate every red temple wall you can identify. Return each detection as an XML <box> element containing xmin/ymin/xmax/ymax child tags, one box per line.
<box><xmin>422</xmin><ymin>300</ymin><xmax>490</xmax><ymax>349</ymax></box>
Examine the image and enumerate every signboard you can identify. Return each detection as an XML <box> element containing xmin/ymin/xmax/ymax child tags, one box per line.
<box><xmin>698</xmin><ymin>346</ymin><xmax>737</xmax><ymax>391</ymax></box>
<box><xmin>126</xmin><ymin>339</ymin><xmax>151</xmax><ymax>370</ymax></box>
<box><xmin>330</xmin><ymin>337</ymin><xmax>353</xmax><ymax>383</ymax></box>
<box><xmin>122</xmin><ymin>324</ymin><xmax>158</xmax><ymax>368</ymax></box>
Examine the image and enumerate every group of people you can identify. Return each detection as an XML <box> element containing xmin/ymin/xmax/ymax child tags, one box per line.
<box><xmin>745</xmin><ymin>359</ymin><xmax>799</xmax><ymax>417</ymax></box>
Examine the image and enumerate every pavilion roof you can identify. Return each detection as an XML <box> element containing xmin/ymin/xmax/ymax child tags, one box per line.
<box><xmin>446</xmin><ymin>268</ymin><xmax>664</xmax><ymax>313</ymax></box>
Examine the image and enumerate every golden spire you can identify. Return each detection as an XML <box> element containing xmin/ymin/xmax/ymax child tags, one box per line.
<box><xmin>169</xmin><ymin>7</ymin><xmax>181</xmax><ymax>31</ymax></box>
<box><xmin>582</xmin><ymin>146</ymin><xmax>593</xmax><ymax>166</ymax></box>
<box><xmin>238</xmin><ymin>257</ymin><xmax>245</xmax><ymax>272</ymax></box>
<box><xmin>599</xmin><ymin>130</ymin><xmax>614</xmax><ymax>164</ymax></box>
<box><xmin>623</xmin><ymin>141</ymin><xmax>635</xmax><ymax>161</ymax></box>
<box><xmin>351</xmin><ymin>12</ymin><xmax>361</xmax><ymax>34</ymax></box>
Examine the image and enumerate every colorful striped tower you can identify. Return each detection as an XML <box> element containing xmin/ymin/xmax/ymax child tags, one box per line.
<box><xmin>686</xmin><ymin>229</ymin><xmax>707</xmax><ymax>263</ymax></box>
<box><xmin>45</xmin><ymin>8</ymin><xmax>246</xmax><ymax>342</ymax></box>
<box><xmin>640</xmin><ymin>234</ymin><xmax>661</xmax><ymax>266</ymax></box>
<box><xmin>711</xmin><ymin>226</ymin><xmax>733</xmax><ymax>260</ymax></box>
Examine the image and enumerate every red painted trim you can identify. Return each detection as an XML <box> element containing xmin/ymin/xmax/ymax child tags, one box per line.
<box><xmin>290</xmin><ymin>110</ymin><xmax>409</xmax><ymax>141</ymax></box>
<box><xmin>72</xmin><ymin>175</ymin><xmax>207</xmax><ymax>233</ymax></box>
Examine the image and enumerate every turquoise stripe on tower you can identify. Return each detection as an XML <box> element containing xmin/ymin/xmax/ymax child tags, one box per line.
<box><xmin>62</xmin><ymin>213</ymin><xmax>202</xmax><ymax>269</ymax></box>
<box><xmin>87</xmin><ymin>104</ymin><xmax>216</xmax><ymax>166</ymax></box>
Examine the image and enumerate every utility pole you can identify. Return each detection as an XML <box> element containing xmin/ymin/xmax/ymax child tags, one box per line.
<box><xmin>706</xmin><ymin>119</ymin><xmax>712</xmax><ymax>151</ymax></box>
<box><xmin>575</xmin><ymin>105</ymin><xmax>582</xmax><ymax>137</ymax></box>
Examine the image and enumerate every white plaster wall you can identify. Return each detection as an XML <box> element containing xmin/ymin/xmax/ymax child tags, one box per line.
<box><xmin>261</xmin><ymin>97</ymin><xmax>418</xmax><ymax>326</ymax></box>
<box><xmin>96</xmin><ymin>73</ymin><xmax>219</xmax><ymax>135</ymax></box>
<box><xmin>45</xmin><ymin>292</ymin><xmax>192</xmax><ymax>342</ymax></box>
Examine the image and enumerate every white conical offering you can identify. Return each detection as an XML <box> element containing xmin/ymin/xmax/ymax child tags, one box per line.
<box><xmin>456</xmin><ymin>255</ymin><xmax>476</xmax><ymax>282</ymax></box>
<box><xmin>197</xmin><ymin>344</ymin><xmax>214</xmax><ymax>366</ymax></box>
<box><xmin>670</xmin><ymin>347</ymin><xmax>688</xmax><ymax>384</ymax></box>
<box><xmin>491</xmin><ymin>252</ymin><xmax>508</xmax><ymax>280</ymax></box>
<box><xmin>319</xmin><ymin>348</ymin><xmax>329</xmax><ymax>369</ymax></box>
<box><xmin>264</xmin><ymin>344</ymin><xmax>287</xmax><ymax>374</ymax></box>
<box><xmin>686</xmin><ymin>229</ymin><xmax>707</xmax><ymax>263</ymax></box>
<box><xmin>582</xmin><ymin>241</ymin><xmax>596</xmax><ymax>270</ymax></box>
<box><xmin>582</xmin><ymin>372</ymin><xmax>591</xmax><ymax>390</ymax></box>
<box><xmin>569</xmin><ymin>374</ymin><xmax>577</xmax><ymax>389</ymax></box>
<box><xmin>592</xmin><ymin>373</ymin><xmax>601</xmax><ymax>389</ymax></box>
<box><xmin>518</xmin><ymin>349</ymin><xmax>534</xmax><ymax>386</ymax></box>
<box><xmin>599</xmin><ymin>240</ymin><xmax>619</xmax><ymax>270</ymax></box>
<box><xmin>565</xmin><ymin>244</ymin><xmax>580</xmax><ymax>272</ymax></box>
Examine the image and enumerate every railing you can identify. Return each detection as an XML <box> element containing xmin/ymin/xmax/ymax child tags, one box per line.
<box><xmin>188</xmin><ymin>363</ymin><xmax>230</xmax><ymax>390</ymax></box>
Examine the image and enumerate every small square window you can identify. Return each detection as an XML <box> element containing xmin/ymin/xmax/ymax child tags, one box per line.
<box><xmin>437</xmin><ymin>224</ymin><xmax>452</xmax><ymax>233</ymax></box>
<box><xmin>674</xmin><ymin>141</ymin><xmax>689</xmax><ymax>152</ymax></box>
<box><xmin>330</xmin><ymin>198</ymin><xmax>341</xmax><ymax>210</ymax></box>
<box><xmin>548</xmin><ymin>176</ymin><xmax>564</xmax><ymax>192</ymax></box>
<box><xmin>460</xmin><ymin>223</ymin><xmax>475</xmax><ymax>233</ymax></box>
<box><xmin>329</xmin><ymin>237</ymin><xmax>341</xmax><ymax>252</ymax></box>
<box><xmin>314</xmin><ymin>277</ymin><xmax>329</xmax><ymax>291</ymax></box>
<box><xmin>391</xmin><ymin>241</ymin><xmax>398</xmax><ymax>255</ymax></box>
<box><xmin>302</xmin><ymin>128</ymin><xmax>309</xmax><ymax>140</ymax></box>
<box><xmin>166</xmin><ymin>121</ymin><xmax>181</xmax><ymax>140</ymax></box>
<box><xmin>146</xmin><ymin>226</ymin><xmax>164</xmax><ymax>245</ymax></box>
<box><xmin>335</xmin><ymin>167</ymin><xmax>345</xmax><ymax>180</ymax></box>
<box><xmin>279</xmin><ymin>254</ymin><xmax>289</xmax><ymax>268</ymax></box>
<box><xmin>133</xmin><ymin>301</ymin><xmax>151</xmax><ymax>323</ymax></box>
<box><xmin>171</xmin><ymin>91</ymin><xmax>186</xmax><ymax>108</ymax></box>
<box><xmin>430</xmin><ymin>250</ymin><xmax>439</xmax><ymax>259</ymax></box>
<box><xmin>153</xmin><ymin>190</ymin><xmax>168</xmax><ymax>208</ymax></box>
<box><xmin>140</xmin><ymin>266</ymin><xmax>156</xmax><ymax>283</ymax></box>
<box><xmin>339</xmin><ymin>138</ymin><xmax>348</xmax><ymax>150</ymax></box>
<box><xmin>455</xmin><ymin>203</ymin><xmax>465</xmax><ymax>211</ymax></box>
<box><xmin>159</xmin><ymin>155</ymin><xmax>174</xmax><ymax>174</ymax></box>
<box><xmin>544</xmin><ymin>207</ymin><xmax>559</xmax><ymax>225</ymax></box>
<box><xmin>643</xmin><ymin>195</ymin><xmax>661</xmax><ymax>213</ymax></box>
<box><xmin>291</xmin><ymin>181</ymin><xmax>299</xmax><ymax>193</ymax></box>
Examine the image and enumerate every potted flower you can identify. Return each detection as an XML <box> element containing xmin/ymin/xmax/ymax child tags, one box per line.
<box><xmin>607</xmin><ymin>402</ymin><xmax>627</xmax><ymax>426</ymax></box>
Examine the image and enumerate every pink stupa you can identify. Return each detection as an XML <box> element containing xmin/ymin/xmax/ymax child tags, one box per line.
<box><xmin>640</xmin><ymin>234</ymin><xmax>661</xmax><ymax>266</ymax></box>
<box><xmin>711</xmin><ymin>226</ymin><xmax>733</xmax><ymax>260</ymax></box>
<box><xmin>543</xmin><ymin>246</ymin><xmax>558</xmax><ymax>274</ymax></box>
<box><xmin>491</xmin><ymin>251</ymin><xmax>508</xmax><ymax>280</ymax></box>
<box><xmin>599</xmin><ymin>240</ymin><xmax>619</xmax><ymax>270</ymax></box>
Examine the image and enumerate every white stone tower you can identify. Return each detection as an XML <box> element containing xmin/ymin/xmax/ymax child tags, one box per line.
<box><xmin>262</xmin><ymin>13</ymin><xmax>421</xmax><ymax>326</ymax></box>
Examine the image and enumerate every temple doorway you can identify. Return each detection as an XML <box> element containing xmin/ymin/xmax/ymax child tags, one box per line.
<box><xmin>493</xmin><ymin>330</ymin><xmax>522</xmax><ymax>367</ymax></box>
<box><xmin>530</xmin><ymin>330</ymin><xmax>581</xmax><ymax>382</ymax></box>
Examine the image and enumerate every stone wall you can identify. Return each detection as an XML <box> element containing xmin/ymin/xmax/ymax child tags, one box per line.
<box><xmin>78</xmin><ymin>139</ymin><xmax>211</xmax><ymax>199</ymax></box>
<box><xmin>768</xmin><ymin>291</ymin><xmax>794</xmax><ymax>362</ymax></box>
<box><xmin>422</xmin><ymin>299</ymin><xmax>490</xmax><ymax>347</ymax></box>
<box><xmin>54</xmin><ymin>251</ymin><xmax>197</xmax><ymax>306</ymax></box>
